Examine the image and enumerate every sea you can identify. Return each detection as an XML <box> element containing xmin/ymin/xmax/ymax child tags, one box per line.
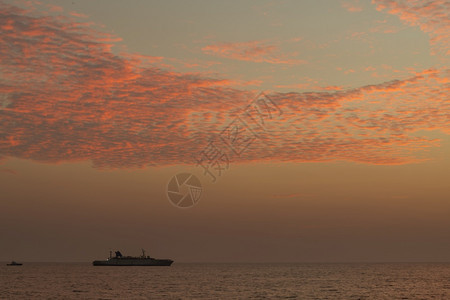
<box><xmin>1</xmin><ymin>263</ymin><xmax>450</xmax><ymax>299</ymax></box>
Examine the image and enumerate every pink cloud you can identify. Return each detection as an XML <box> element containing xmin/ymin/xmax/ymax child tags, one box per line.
<box><xmin>47</xmin><ymin>4</ymin><xmax>63</xmax><ymax>12</ymax></box>
<box><xmin>341</xmin><ymin>0</ymin><xmax>363</xmax><ymax>12</ymax></box>
<box><xmin>373</xmin><ymin>0</ymin><xmax>450</xmax><ymax>57</ymax></box>
<box><xmin>202</xmin><ymin>41</ymin><xmax>307</xmax><ymax>65</ymax></box>
<box><xmin>275</xmin><ymin>83</ymin><xmax>314</xmax><ymax>90</ymax></box>
<box><xmin>0</xmin><ymin>2</ymin><xmax>449</xmax><ymax>169</ymax></box>
<box><xmin>69</xmin><ymin>11</ymin><xmax>89</xmax><ymax>19</ymax></box>
<box><xmin>275</xmin><ymin>83</ymin><xmax>346</xmax><ymax>91</ymax></box>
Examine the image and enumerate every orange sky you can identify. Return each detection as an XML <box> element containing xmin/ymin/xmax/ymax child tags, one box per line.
<box><xmin>0</xmin><ymin>0</ymin><xmax>449</xmax><ymax>262</ymax></box>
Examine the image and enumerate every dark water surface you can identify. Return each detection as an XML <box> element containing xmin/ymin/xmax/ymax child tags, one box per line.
<box><xmin>1</xmin><ymin>263</ymin><xmax>449</xmax><ymax>299</ymax></box>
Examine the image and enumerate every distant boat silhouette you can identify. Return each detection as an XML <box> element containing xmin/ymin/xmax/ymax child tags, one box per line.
<box><xmin>7</xmin><ymin>261</ymin><xmax>22</xmax><ymax>266</ymax></box>
<box><xmin>93</xmin><ymin>249</ymin><xmax>173</xmax><ymax>266</ymax></box>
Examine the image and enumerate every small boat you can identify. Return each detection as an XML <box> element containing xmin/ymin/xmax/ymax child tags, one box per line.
<box><xmin>7</xmin><ymin>261</ymin><xmax>22</xmax><ymax>266</ymax></box>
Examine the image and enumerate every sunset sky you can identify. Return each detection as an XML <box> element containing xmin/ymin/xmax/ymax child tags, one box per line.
<box><xmin>0</xmin><ymin>0</ymin><xmax>449</xmax><ymax>262</ymax></box>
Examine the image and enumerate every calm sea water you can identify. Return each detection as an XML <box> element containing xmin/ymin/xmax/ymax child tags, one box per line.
<box><xmin>1</xmin><ymin>263</ymin><xmax>449</xmax><ymax>299</ymax></box>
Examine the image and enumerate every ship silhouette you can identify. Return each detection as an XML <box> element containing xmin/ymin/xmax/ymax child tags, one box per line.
<box><xmin>93</xmin><ymin>249</ymin><xmax>173</xmax><ymax>266</ymax></box>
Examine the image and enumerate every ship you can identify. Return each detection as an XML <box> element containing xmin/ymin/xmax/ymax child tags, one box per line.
<box><xmin>7</xmin><ymin>261</ymin><xmax>22</xmax><ymax>266</ymax></box>
<box><xmin>92</xmin><ymin>249</ymin><xmax>173</xmax><ymax>266</ymax></box>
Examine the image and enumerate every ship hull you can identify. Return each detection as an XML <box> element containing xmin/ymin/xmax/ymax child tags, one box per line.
<box><xmin>92</xmin><ymin>258</ymin><xmax>173</xmax><ymax>266</ymax></box>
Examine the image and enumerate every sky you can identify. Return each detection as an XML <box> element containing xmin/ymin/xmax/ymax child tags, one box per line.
<box><xmin>0</xmin><ymin>0</ymin><xmax>449</xmax><ymax>263</ymax></box>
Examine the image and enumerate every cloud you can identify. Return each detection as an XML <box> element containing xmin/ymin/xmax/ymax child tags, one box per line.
<box><xmin>342</xmin><ymin>0</ymin><xmax>363</xmax><ymax>12</ymax></box>
<box><xmin>0</xmin><ymin>2</ymin><xmax>250</xmax><ymax>168</ymax></box>
<box><xmin>262</xmin><ymin>68</ymin><xmax>449</xmax><ymax>165</ymax></box>
<box><xmin>275</xmin><ymin>83</ymin><xmax>346</xmax><ymax>91</ymax></box>
<box><xmin>202</xmin><ymin>41</ymin><xmax>307</xmax><ymax>65</ymax></box>
<box><xmin>373</xmin><ymin>0</ymin><xmax>450</xmax><ymax>58</ymax></box>
<box><xmin>0</xmin><ymin>3</ymin><xmax>449</xmax><ymax>169</ymax></box>
<box><xmin>69</xmin><ymin>11</ymin><xmax>89</xmax><ymax>19</ymax></box>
